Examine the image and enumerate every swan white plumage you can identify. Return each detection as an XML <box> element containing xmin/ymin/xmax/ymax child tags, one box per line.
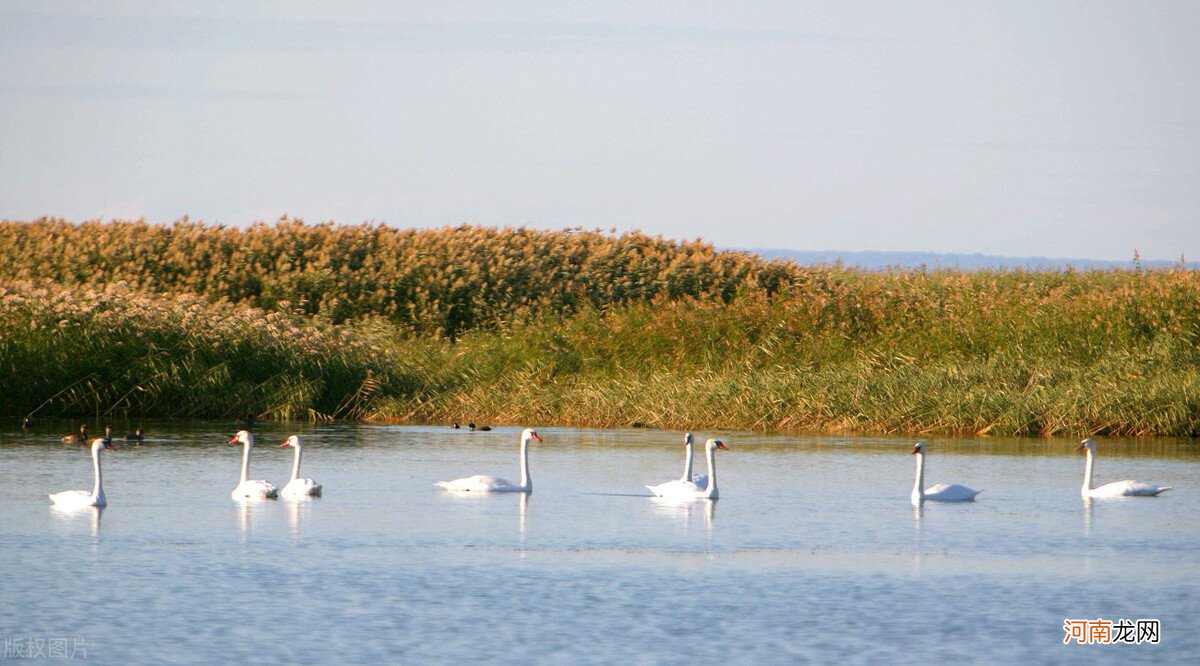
<box><xmin>647</xmin><ymin>438</ymin><xmax>727</xmax><ymax>500</ymax></box>
<box><xmin>436</xmin><ymin>428</ymin><xmax>541</xmax><ymax>493</ymax></box>
<box><xmin>646</xmin><ymin>432</ymin><xmax>709</xmax><ymax>496</ymax></box>
<box><xmin>1076</xmin><ymin>438</ymin><xmax>1171</xmax><ymax>497</ymax></box>
<box><xmin>49</xmin><ymin>438</ymin><xmax>113</xmax><ymax>508</ymax></box>
<box><xmin>278</xmin><ymin>435</ymin><xmax>323</xmax><ymax>499</ymax></box>
<box><xmin>229</xmin><ymin>430</ymin><xmax>278</xmax><ymax>499</ymax></box>
<box><xmin>910</xmin><ymin>442</ymin><xmax>982</xmax><ymax>503</ymax></box>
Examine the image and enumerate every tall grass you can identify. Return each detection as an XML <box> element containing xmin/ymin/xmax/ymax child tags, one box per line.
<box><xmin>1</xmin><ymin>219</ymin><xmax>1197</xmax><ymax>435</ymax></box>
<box><xmin>372</xmin><ymin>269</ymin><xmax>1200</xmax><ymax>436</ymax></box>
<box><xmin>0</xmin><ymin>281</ymin><xmax>405</xmax><ymax>421</ymax></box>
<box><xmin>0</xmin><ymin>218</ymin><xmax>796</xmax><ymax>338</ymax></box>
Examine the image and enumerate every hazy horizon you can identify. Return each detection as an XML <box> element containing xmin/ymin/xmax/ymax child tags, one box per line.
<box><xmin>2</xmin><ymin>2</ymin><xmax>1197</xmax><ymax>262</ymax></box>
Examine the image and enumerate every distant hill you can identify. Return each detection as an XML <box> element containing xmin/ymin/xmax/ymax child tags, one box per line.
<box><xmin>743</xmin><ymin>248</ymin><xmax>1195</xmax><ymax>271</ymax></box>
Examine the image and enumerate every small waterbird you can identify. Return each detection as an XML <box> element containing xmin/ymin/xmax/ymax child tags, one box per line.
<box><xmin>61</xmin><ymin>423</ymin><xmax>88</xmax><ymax>445</ymax></box>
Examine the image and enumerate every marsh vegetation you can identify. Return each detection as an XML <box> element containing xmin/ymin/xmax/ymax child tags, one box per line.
<box><xmin>2</xmin><ymin>218</ymin><xmax>1197</xmax><ymax>436</ymax></box>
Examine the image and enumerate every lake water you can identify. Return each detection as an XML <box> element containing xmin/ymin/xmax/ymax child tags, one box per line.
<box><xmin>1</xmin><ymin>422</ymin><xmax>1197</xmax><ymax>664</ymax></box>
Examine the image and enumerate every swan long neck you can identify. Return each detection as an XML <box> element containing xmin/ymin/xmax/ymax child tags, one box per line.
<box><xmin>1082</xmin><ymin>447</ymin><xmax>1095</xmax><ymax>493</ymax></box>
<box><xmin>240</xmin><ymin>441</ymin><xmax>252</xmax><ymax>483</ymax></box>
<box><xmin>519</xmin><ymin>437</ymin><xmax>531</xmax><ymax>491</ymax></box>
<box><xmin>92</xmin><ymin>444</ymin><xmax>104</xmax><ymax>501</ymax></box>
<box><xmin>703</xmin><ymin>445</ymin><xmax>718</xmax><ymax>499</ymax></box>
<box><xmin>290</xmin><ymin>442</ymin><xmax>302</xmax><ymax>482</ymax></box>
<box><xmin>912</xmin><ymin>452</ymin><xmax>925</xmax><ymax>500</ymax></box>
<box><xmin>682</xmin><ymin>443</ymin><xmax>694</xmax><ymax>482</ymax></box>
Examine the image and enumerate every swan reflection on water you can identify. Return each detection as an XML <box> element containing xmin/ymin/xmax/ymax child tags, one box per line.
<box><xmin>437</xmin><ymin>488</ymin><xmax>533</xmax><ymax>541</ymax></box>
<box><xmin>518</xmin><ymin>492</ymin><xmax>529</xmax><ymax>540</ymax></box>
<box><xmin>649</xmin><ymin>496</ymin><xmax>716</xmax><ymax>532</ymax></box>
<box><xmin>50</xmin><ymin>504</ymin><xmax>103</xmax><ymax>540</ymax></box>
<box><xmin>235</xmin><ymin>500</ymin><xmax>252</xmax><ymax>538</ymax></box>
<box><xmin>1082</xmin><ymin>497</ymin><xmax>1094</xmax><ymax>538</ymax></box>
<box><xmin>287</xmin><ymin>499</ymin><xmax>307</xmax><ymax>539</ymax></box>
<box><xmin>911</xmin><ymin>501</ymin><xmax>925</xmax><ymax>574</ymax></box>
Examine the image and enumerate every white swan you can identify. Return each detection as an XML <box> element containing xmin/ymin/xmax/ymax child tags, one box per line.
<box><xmin>49</xmin><ymin>438</ymin><xmax>113</xmax><ymax>508</ymax></box>
<box><xmin>910</xmin><ymin>442</ymin><xmax>982</xmax><ymax>503</ymax></box>
<box><xmin>436</xmin><ymin>428</ymin><xmax>541</xmax><ymax>493</ymax></box>
<box><xmin>279</xmin><ymin>435</ymin><xmax>322</xmax><ymax>499</ymax></box>
<box><xmin>1076</xmin><ymin>438</ymin><xmax>1171</xmax><ymax>497</ymax></box>
<box><xmin>229</xmin><ymin>430</ymin><xmax>278</xmax><ymax>499</ymax></box>
<box><xmin>646</xmin><ymin>432</ymin><xmax>709</xmax><ymax>496</ymax></box>
<box><xmin>647</xmin><ymin>438</ymin><xmax>727</xmax><ymax>500</ymax></box>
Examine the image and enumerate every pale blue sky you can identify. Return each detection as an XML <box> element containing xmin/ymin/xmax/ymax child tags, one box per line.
<box><xmin>1</xmin><ymin>1</ymin><xmax>1197</xmax><ymax>260</ymax></box>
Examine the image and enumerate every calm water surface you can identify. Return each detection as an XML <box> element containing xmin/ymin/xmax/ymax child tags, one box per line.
<box><xmin>2</xmin><ymin>422</ymin><xmax>1197</xmax><ymax>664</ymax></box>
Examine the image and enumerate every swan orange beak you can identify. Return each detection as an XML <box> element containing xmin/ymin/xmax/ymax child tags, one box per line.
<box><xmin>1074</xmin><ymin>443</ymin><xmax>1086</xmax><ymax>451</ymax></box>
<box><xmin>280</xmin><ymin>441</ymin><xmax>289</xmax><ymax>447</ymax></box>
<box><xmin>911</xmin><ymin>447</ymin><xmax>919</xmax><ymax>455</ymax></box>
<box><xmin>532</xmin><ymin>433</ymin><xmax>542</xmax><ymax>442</ymax></box>
<box><xmin>228</xmin><ymin>436</ymin><xmax>239</xmax><ymax>445</ymax></box>
<box><xmin>716</xmin><ymin>442</ymin><xmax>728</xmax><ymax>450</ymax></box>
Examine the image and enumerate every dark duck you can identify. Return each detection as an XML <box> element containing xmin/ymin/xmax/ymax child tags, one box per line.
<box><xmin>61</xmin><ymin>423</ymin><xmax>88</xmax><ymax>445</ymax></box>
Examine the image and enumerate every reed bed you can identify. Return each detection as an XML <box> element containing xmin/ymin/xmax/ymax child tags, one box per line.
<box><xmin>1</xmin><ymin>219</ymin><xmax>1198</xmax><ymax>435</ymax></box>
<box><xmin>0</xmin><ymin>218</ymin><xmax>795</xmax><ymax>338</ymax></box>
<box><xmin>375</xmin><ymin>269</ymin><xmax>1200</xmax><ymax>436</ymax></box>
<box><xmin>0</xmin><ymin>281</ymin><xmax>403</xmax><ymax>421</ymax></box>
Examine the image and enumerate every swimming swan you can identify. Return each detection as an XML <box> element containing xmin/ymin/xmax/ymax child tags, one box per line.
<box><xmin>646</xmin><ymin>432</ymin><xmax>710</xmax><ymax>496</ymax></box>
<box><xmin>910</xmin><ymin>442</ymin><xmax>982</xmax><ymax>503</ymax></box>
<box><xmin>279</xmin><ymin>435</ymin><xmax>323</xmax><ymax>499</ymax></box>
<box><xmin>647</xmin><ymin>438</ymin><xmax>726</xmax><ymax>500</ymax></box>
<box><xmin>49</xmin><ymin>438</ymin><xmax>114</xmax><ymax>508</ymax></box>
<box><xmin>436</xmin><ymin>428</ymin><xmax>541</xmax><ymax>493</ymax></box>
<box><xmin>1076</xmin><ymin>438</ymin><xmax>1171</xmax><ymax>497</ymax></box>
<box><xmin>229</xmin><ymin>430</ymin><xmax>278</xmax><ymax>500</ymax></box>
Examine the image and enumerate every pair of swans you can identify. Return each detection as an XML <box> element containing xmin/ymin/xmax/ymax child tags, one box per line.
<box><xmin>436</xmin><ymin>428</ymin><xmax>541</xmax><ymax>492</ymax></box>
<box><xmin>435</xmin><ymin>427</ymin><xmax>729</xmax><ymax>499</ymax></box>
<box><xmin>646</xmin><ymin>433</ymin><xmax>727</xmax><ymax>500</ymax></box>
<box><xmin>229</xmin><ymin>431</ymin><xmax>322</xmax><ymax>500</ymax></box>
<box><xmin>911</xmin><ymin>439</ymin><xmax>1172</xmax><ymax>503</ymax></box>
